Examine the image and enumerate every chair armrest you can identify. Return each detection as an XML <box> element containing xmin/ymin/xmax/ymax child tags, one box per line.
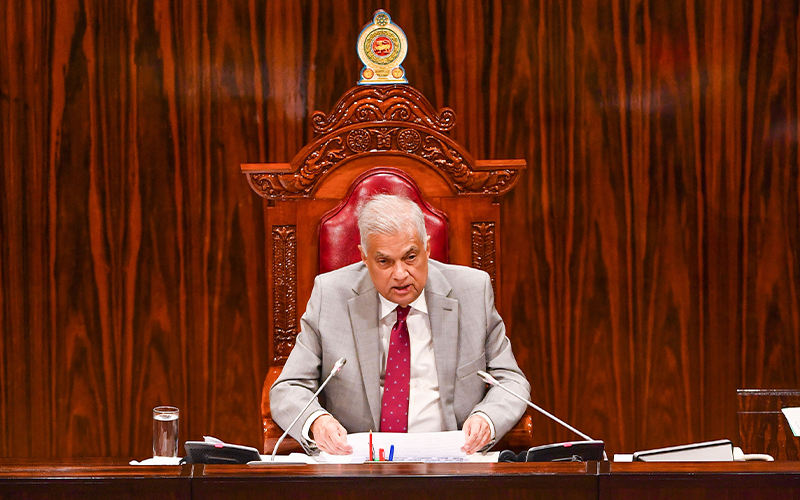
<box><xmin>493</xmin><ymin>409</ymin><xmax>535</xmax><ymax>452</ymax></box>
<box><xmin>261</xmin><ymin>366</ymin><xmax>305</xmax><ymax>455</ymax></box>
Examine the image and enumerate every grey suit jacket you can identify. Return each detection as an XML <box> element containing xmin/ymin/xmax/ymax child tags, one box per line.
<box><xmin>270</xmin><ymin>260</ymin><xmax>530</xmax><ymax>452</ymax></box>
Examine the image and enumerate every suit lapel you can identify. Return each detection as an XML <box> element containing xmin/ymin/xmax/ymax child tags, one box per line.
<box><xmin>348</xmin><ymin>269</ymin><xmax>382</xmax><ymax>430</ymax></box>
<box><xmin>426</xmin><ymin>265</ymin><xmax>460</xmax><ymax>430</ymax></box>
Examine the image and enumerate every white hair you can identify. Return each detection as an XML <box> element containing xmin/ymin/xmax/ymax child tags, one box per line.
<box><xmin>357</xmin><ymin>194</ymin><xmax>427</xmax><ymax>252</ymax></box>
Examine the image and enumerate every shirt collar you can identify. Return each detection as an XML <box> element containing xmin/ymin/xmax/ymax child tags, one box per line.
<box><xmin>378</xmin><ymin>290</ymin><xmax>428</xmax><ymax>320</ymax></box>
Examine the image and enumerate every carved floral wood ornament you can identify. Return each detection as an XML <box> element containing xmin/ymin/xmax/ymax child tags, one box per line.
<box><xmin>243</xmin><ymin>84</ymin><xmax>524</xmax><ymax>198</ymax></box>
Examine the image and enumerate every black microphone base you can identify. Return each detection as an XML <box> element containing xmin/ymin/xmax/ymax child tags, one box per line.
<box><xmin>183</xmin><ymin>441</ymin><xmax>262</xmax><ymax>464</ymax></box>
<box><xmin>499</xmin><ymin>440</ymin><xmax>605</xmax><ymax>462</ymax></box>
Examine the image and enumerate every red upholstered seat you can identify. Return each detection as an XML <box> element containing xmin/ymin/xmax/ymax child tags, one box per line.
<box><xmin>318</xmin><ymin>168</ymin><xmax>449</xmax><ymax>274</ymax></box>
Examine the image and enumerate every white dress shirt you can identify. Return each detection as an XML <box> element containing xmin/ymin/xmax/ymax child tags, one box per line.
<box><xmin>377</xmin><ymin>292</ymin><xmax>443</xmax><ymax>431</ymax></box>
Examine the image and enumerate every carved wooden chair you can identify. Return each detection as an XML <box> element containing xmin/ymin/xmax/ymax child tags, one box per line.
<box><xmin>242</xmin><ymin>84</ymin><xmax>530</xmax><ymax>454</ymax></box>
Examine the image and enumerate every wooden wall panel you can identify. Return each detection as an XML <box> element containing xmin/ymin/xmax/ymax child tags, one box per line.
<box><xmin>1</xmin><ymin>0</ymin><xmax>55</xmax><ymax>458</ymax></box>
<box><xmin>0</xmin><ymin>0</ymin><xmax>798</xmax><ymax>459</ymax></box>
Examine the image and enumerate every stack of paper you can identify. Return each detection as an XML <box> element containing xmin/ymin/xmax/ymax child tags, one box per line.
<box><xmin>318</xmin><ymin>430</ymin><xmax>496</xmax><ymax>463</ymax></box>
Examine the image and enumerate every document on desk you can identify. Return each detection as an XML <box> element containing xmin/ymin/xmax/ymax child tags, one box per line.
<box><xmin>318</xmin><ymin>430</ymin><xmax>479</xmax><ymax>463</ymax></box>
<box><xmin>782</xmin><ymin>407</ymin><xmax>800</xmax><ymax>436</ymax></box>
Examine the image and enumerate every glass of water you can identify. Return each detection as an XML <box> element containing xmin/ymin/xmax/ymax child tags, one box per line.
<box><xmin>153</xmin><ymin>406</ymin><xmax>180</xmax><ymax>457</ymax></box>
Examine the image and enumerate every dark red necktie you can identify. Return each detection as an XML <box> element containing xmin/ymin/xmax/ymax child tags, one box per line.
<box><xmin>380</xmin><ymin>306</ymin><xmax>411</xmax><ymax>432</ymax></box>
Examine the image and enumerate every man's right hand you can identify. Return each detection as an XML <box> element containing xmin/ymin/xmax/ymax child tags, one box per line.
<box><xmin>310</xmin><ymin>415</ymin><xmax>353</xmax><ymax>455</ymax></box>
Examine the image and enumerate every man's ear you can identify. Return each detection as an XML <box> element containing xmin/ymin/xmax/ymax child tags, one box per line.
<box><xmin>426</xmin><ymin>235</ymin><xmax>431</xmax><ymax>257</ymax></box>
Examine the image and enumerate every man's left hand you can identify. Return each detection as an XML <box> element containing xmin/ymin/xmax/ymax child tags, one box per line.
<box><xmin>461</xmin><ymin>415</ymin><xmax>491</xmax><ymax>454</ymax></box>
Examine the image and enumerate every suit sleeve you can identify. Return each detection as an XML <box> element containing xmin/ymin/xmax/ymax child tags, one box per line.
<box><xmin>269</xmin><ymin>275</ymin><xmax>326</xmax><ymax>453</ymax></box>
<box><xmin>469</xmin><ymin>273</ymin><xmax>531</xmax><ymax>439</ymax></box>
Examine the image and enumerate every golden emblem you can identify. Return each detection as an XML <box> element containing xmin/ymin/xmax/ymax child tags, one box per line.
<box><xmin>357</xmin><ymin>10</ymin><xmax>408</xmax><ymax>85</ymax></box>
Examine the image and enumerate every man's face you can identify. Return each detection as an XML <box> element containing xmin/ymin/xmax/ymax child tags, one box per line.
<box><xmin>359</xmin><ymin>229</ymin><xmax>430</xmax><ymax>307</ymax></box>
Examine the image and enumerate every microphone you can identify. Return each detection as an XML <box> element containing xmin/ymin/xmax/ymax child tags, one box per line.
<box><xmin>477</xmin><ymin>370</ymin><xmax>592</xmax><ymax>440</ymax></box>
<box><xmin>477</xmin><ymin>369</ymin><xmax>606</xmax><ymax>461</ymax></box>
<box><xmin>270</xmin><ymin>357</ymin><xmax>347</xmax><ymax>461</ymax></box>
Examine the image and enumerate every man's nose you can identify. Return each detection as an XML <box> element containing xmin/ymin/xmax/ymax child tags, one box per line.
<box><xmin>391</xmin><ymin>261</ymin><xmax>409</xmax><ymax>279</ymax></box>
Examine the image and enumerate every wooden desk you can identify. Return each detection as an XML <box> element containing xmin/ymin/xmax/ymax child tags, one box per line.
<box><xmin>194</xmin><ymin>462</ymin><xmax>595</xmax><ymax>500</ymax></box>
<box><xmin>0</xmin><ymin>460</ymin><xmax>799</xmax><ymax>500</ymax></box>
<box><xmin>600</xmin><ymin>462</ymin><xmax>800</xmax><ymax>500</ymax></box>
<box><xmin>0</xmin><ymin>460</ymin><xmax>192</xmax><ymax>500</ymax></box>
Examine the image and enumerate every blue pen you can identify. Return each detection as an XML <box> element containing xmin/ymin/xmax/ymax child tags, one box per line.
<box><xmin>388</xmin><ymin>445</ymin><xmax>394</xmax><ymax>461</ymax></box>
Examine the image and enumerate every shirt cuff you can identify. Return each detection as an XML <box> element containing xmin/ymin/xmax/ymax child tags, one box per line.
<box><xmin>471</xmin><ymin>411</ymin><xmax>496</xmax><ymax>440</ymax></box>
<box><xmin>302</xmin><ymin>409</ymin><xmax>331</xmax><ymax>442</ymax></box>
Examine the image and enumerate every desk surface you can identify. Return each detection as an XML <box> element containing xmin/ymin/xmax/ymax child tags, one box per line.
<box><xmin>0</xmin><ymin>461</ymin><xmax>798</xmax><ymax>500</ymax></box>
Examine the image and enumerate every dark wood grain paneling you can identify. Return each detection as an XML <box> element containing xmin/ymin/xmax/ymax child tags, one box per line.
<box><xmin>1</xmin><ymin>0</ymin><xmax>56</xmax><ymax>458</ymax></box>
<box><xmin>1</xmin><ymin>0</ymin><xmax>798</xmax><ymax>459</ymax></box>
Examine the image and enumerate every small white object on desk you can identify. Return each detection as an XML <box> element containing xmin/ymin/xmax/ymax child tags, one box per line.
<box><xmin>630</xmin><ymin>439</ymin><xmax>734</xmax><ymax>462</ymax></box>
<box><xmin>782</xmin><ymin>407</ymin><xmax>800</xmax><ymax>437</ymax></box>
<box><xmin>613</xmin><ymin>441</ymin><xmax>774</xmax><ymax>462</ymax></box>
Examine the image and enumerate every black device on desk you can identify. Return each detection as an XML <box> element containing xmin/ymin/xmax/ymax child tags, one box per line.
<box><xmin>499</xmin><ymin>440</ymin><xmax>606</xmax><ymax>462</ymax></box>
<box><xmin>183</xmin><ymin>438</ymin><xmax>262</xmax><ymax>464</ymax></box>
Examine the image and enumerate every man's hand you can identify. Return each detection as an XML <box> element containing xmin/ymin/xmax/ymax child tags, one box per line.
<box><xmin>310</xmin><ymin>415</ymin><xmax>353</xmax><ymax>455</ymax></box>
<box><xmin>461</xmin><ymin>415</ymin><xmax>491</xmax><ymax>454</ymax></box>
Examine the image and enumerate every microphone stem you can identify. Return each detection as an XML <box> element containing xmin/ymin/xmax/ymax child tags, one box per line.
<box><xmin>270</xmin><ymin>364</ymin><xmax>341</xmax><ymax>461</ymax></box>
<box><xmin>490</xmin><ymin>380</ymin><xmax>594</xmax><ymax>441</ymax></box>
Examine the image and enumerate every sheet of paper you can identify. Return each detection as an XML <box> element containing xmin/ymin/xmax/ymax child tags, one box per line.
<box><xmin>129</xmin><ymin>457</ymin><xmax>182</xmax><ymax>466</ymax></box>
<box><xmin>251</xmin><ymin>453</ymin><xmax>319</xmax><ymax>464</ymax></box>
<box><xmin>781</xmin><ymin>407</ymin><xmax>800</xmax><ymax>437</ymax></box>
<box><xmin>465</xmin><ymin>451</ymin><xmax>499</xmax><ymax>463</ymax></box>
<box><xmin>318</xmin><ymin>430</ymin><xmax>472</xmax><ymax>463</ymax></box>
<box><xmin>260</xmin><ymin>449</ymin><xmax>498</xmax><ymax>465</ymax></box>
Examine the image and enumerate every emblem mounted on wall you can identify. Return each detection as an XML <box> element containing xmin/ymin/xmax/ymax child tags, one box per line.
<box><xmin>357</xmin><ymin>9</ymin><xmax>408</xmax><ymax>85</ymax></box>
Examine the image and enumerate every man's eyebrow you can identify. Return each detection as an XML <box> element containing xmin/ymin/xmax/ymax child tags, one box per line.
<box><xmin>372</xmin><ymin>245</ymin><xmax>418</xmax><ymax>260</ymax></box>
<box><xmin>403</xmin><ymin>245</ymin><xmax>419</xmax><ymax>258</ymax></box>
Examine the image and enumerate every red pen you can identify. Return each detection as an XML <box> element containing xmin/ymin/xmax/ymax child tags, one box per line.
<box><xmin>369</xmin><ymin>430</ymin><xmax>373</xmax><ymax>461</ymax></box>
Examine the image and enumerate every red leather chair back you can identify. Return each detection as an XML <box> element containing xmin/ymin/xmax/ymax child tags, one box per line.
<box><xmin>319</xmin><ymin>168</ymin><xmax>449</xmax><ymax>274</ymax></box>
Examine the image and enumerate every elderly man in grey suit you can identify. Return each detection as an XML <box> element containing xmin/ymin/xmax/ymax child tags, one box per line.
<box><xmin>270</xmin><ymin>194</ymin><xmax>530</xmax><ymax>455</ymax></box>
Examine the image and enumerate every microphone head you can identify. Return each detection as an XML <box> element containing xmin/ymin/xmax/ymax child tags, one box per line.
<box><xmin>331</xmin><ymin>357</ymin><xmax>347</xmax><ymax>374</ymax></box>
<box><xmin>477</xmin><ymin>370</ymin><xmax>498</xmax><ymax>386</ymax></box>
